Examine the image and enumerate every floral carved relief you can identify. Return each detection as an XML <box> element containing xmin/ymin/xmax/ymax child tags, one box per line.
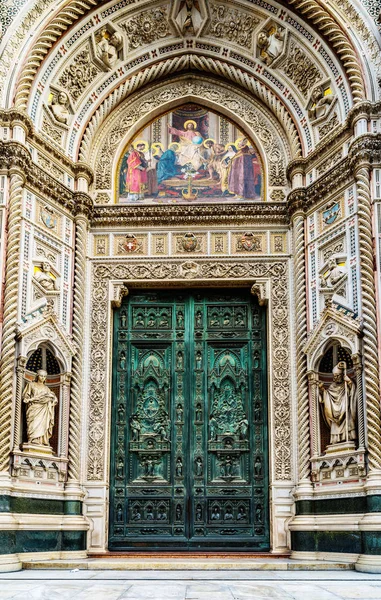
<box><xmin>281</xmin><ymin>42</ymin><xmax>322</xmax><ymax>98</ymax></box>
<box><xmin>208</xmin><ymin>3</ymin><xmax>260</xmax><ymax>49</ymax></box>
<box><xmin>87</xmin><ymin>260</ymin><xmax>292</xmax><ymax>483</ymax></box>
<box><xmin>58</xmin><ymin>44</ymin><xmax>100</xmax><ymax>104</ymax></box>
<box><xmin>120</xmin><ymin>6</ymin><xmax>171</xmax><ymax>50</ymax></box>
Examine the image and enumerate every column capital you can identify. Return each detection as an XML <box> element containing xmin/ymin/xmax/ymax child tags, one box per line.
<box><xmin>73</xmin><ymin>192</ymin><xmax>93</xmax><ymax>220</ymax></box>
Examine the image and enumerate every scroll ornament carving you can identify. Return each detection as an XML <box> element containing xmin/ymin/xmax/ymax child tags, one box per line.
<box><xmin>58</xmin><ymin>45</ymin><xmax>100</xmax><ymax>103</ymax></box>
<box><xmin>120</xmin><ymin>7</ymin><xmax>171</xmax><ymax>49</ymax></box>
<box><xmin>318</xmin><ymin>113</ymin><xmax>339</xmax><ymax>139</ymax></box>
<box><xmin>94</xmin><ymin>81</ymin><xmax>286</xmax><ymax>189</ymax></box>
<box><xmin>281</xmin><ymin>43</ymin><xmax>322</xmax><ymax>98</ymax></box>
<box><xmin>87</xmin><ymin>261</ymin><xmax>291</xmax><ymax>482</ymax></box>
<box><xmin>208</xmin><ymin>4</ymin><xmax>259</xmax><ymax>49</ymax></box>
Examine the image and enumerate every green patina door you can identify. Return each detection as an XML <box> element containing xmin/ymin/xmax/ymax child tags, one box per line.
<box><xmin>109</xmin><ymin>289</ymin><xmax>269</xmax><ymax>551</ymax></box>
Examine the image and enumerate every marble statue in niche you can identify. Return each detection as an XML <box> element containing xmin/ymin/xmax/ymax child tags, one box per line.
<box><xmin>319</xmin><ymin>361</ymin><xmax>357</xmax><ymax>445</ymax></box>
<box><xmin>22</xmin><ymin>370</ymin><xmax>58</xmax><ymax>448</ymax></box>
<box><xmin>175</xmin><ymin>0</ymin><xmax>203</xmax><ymax>35</ymax></box>
<box><xmin>308</xmin><ymin>86</ymin><xmax>334</xmax><ymax>121</ymax></box>
<box><xmin>49</xmin><ymin>91</ymin><xmax>70</xmax><ymax>124</ymax></box>
<box><xmin>320</xmin><ymin>258</ymin><xmax>346</xmax><ymax>288</ymax></box>
<box><xmin>95</xmin><ymin>28</ymin><xmax>123</xmax><ymax>70</ymax></box>
<box><xmin>33</xmin><ymin>262</ymin><xmax>58</xmax><ymax>291</ymax></box>
<box><xmin>257</xmin><ymin>25</ymin><xmax>285</xmax><ymax>66</ymax></box>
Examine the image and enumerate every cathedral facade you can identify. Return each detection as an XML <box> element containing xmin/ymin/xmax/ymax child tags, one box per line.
<box><xmin>0</xmin><ymin>0</ymin><xmax>381</xmax><ymax>572</ymax></box>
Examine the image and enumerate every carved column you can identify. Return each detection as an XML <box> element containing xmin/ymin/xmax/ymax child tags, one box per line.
<box><xmin>67</xmin><ymin>192</ymin><xmax>93</xmax><ymax>486</ymax></box>
<box><xmin>354</xmin><ymin>161</ymin><xmax>381</xmax><ymax>473</ymax></box>
<box><xmin>0</xmin><ymin>169</ymin><xmax>25</xmax><ymax>474</ymax></box>
<box><xmin>59</xmin><ymin>373</ymin><xmax>71</xmax><ymax>459</ymax></box>
<box><xmin>12</xmin><ymin>356</ymin><xmax>27</xmax><ymax>452</ymax></box>
<box><xmin>352</xmin><ymin>353</ymin><xmax>365</xmax><ymax>452</ymax></box>
<box><xmin>308</xmin><ymin>371</ymin><xmax>320</xmax><ymax>459</ymax></box>
<box><xmin>288</xmin><ymin>190</ymin><xmax>311</xmax><ymax>492</ymax></box>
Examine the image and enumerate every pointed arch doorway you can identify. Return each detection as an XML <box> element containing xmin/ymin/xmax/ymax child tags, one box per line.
<box><xmin>109</xmin><ymin>288</ymin><xmax>269</xmax><ymax>551</ymax></box>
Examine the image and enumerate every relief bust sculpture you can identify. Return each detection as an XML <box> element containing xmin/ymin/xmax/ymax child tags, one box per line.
<box><xmin>23</xmin><ymin>370</ymin><xmax>58</xmax><ymax>447</ymax></box>
<box><xmin>49</xmin><ymin>91</ymin><xmax>70</xmax><ymax>124</ymax></box>
<box><xmin>319</xmin><ymin>361</ymin><xmax>357</xmax><ymax>446</ymax></box>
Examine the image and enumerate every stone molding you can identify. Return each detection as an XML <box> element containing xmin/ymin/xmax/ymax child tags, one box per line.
<box><xmin>3</xmin><ymin>0</ymin><xmax>366</xmax><ymax>113</ymax></box>
<box><xmin>86</xmin><ymin>259</ymin><xmax>292</xmax><ymax>484</ymax></box>
<box><xmin>91</xmin><ymin>202</ymin><xmax>289</xmax><ymax>228</ymax></box>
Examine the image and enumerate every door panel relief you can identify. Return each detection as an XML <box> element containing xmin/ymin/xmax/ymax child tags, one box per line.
<box><xmin>110</xmin><ymin>290</ymin><xmax>268</xmax><ymax>550</ymax></box>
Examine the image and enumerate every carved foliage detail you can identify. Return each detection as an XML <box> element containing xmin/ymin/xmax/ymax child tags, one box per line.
<box><xmin>281</xmin><ymin>43</ymin><xmax>322</xmax><ymax>98</ymax></box>
<box><xmin>209</xmin><ymin>4</ymin><xmax>259</xmax><ymax>49</ymax></box>
<box><xmin>120</xmin><ymin>7</ymin><xmax>171</xmax><ymax>49</ymax></box>
<box><xmin>58</xmin><ymin>45</ymin><xmax>100</xmax><ymax>103</ymax></box>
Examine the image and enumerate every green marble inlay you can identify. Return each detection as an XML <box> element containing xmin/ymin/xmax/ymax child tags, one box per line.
<box><xmin>292</xmin><ymin>530</ymin><xmax>362</xmax><ymax>554</ymax></box>
<box><xmin>0</xmin><ymin>495</ymin><xmax>82</xmax><ymax>515</ymax></box>
<box><xmin>0</xmin><ymin>530</ymin><xmax>86</xmax><ymax>555</ymax></box>
<box><xmin>296</xmin><ymin>497</ymin><xmax>367</xmax><ymax>515</ymax></box>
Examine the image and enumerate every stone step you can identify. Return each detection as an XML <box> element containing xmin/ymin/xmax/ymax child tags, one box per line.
<box><xmin>22</xmin><ymin>558</ymin><xmax>354</xmax><ymax>571</ymax></box>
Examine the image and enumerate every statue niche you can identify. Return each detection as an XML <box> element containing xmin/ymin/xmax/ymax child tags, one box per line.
<box><xmin>22</xmin><ymin>345</ymin><xmax>61</xmax><ymax>455</ymax></box>
<box><xmin>318</xmin><ymin>345</ymin><xmax>357</xmax><ymax>454</ymax></box>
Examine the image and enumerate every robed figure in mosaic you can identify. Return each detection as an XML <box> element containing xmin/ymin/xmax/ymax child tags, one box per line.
<box><xmin>319</xmin><ymin>361</ymin><xmax>357</xmax><ymax>445</ymax></box>
<box><xmin>125</xmin><ymin>143</ymin><xmax>148</xmax><ymax>201</ymax></box>
<box><xmin>23</xmin><ymin>369</ymin><xmax>57</xmax><ymax>446</ymax></box>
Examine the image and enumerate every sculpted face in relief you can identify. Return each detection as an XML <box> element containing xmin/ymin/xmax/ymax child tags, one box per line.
<box><xmin>22</xmin><ymin>369</ymin><xmax>58</xmax><ymax>447</ymax></box>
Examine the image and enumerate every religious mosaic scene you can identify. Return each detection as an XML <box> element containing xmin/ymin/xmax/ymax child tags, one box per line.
<box><xmin>0</xmin><ymin>0</ymin><xmax>380</xmax><ymax>580</ymax></box>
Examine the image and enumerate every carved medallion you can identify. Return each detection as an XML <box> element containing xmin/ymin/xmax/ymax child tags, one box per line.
<box><xmin>322</xmin><ymin>200</ymin><xmax>341</xmax><ymax>226</ymax></box>
<box><xmin>40</xmin><ymin>206</ymin><xmax>58</xmax><ymax>230</ymax></box>
<box><xmin>182</xmin><ymin>232</ymin><xmax>198</xmax><ymax>252</ymax></box>
<box><xmin>239</xmin><ymin>232</ymin><xmax>261</xmax><ymax>252</ymax></box>
<box><xmin>120</xmin><ymin>234</ymin><xmax>139</xmax><ymax>253</ymax></box>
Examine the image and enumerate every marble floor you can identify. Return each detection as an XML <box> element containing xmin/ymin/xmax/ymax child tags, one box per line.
<box><xmin>1</xmin><ymin>570</ymin><xmax>381</xmax><ymax>599</ymax></box>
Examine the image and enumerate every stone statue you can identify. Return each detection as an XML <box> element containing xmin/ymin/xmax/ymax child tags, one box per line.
<box><xmin>22</xmin><ymin>370</ymin><xmax>58</xmax><ymax>447</ymax></box>
<box><xmin>175</xmin><ymin>0</ymin><xmax>202</xmax><ymax>35</ymax></box>
<box><xmin>319</xmin><ymin>361</ymin><xmax>357</xmax><ymax>445</ymax></box>
<box><xmin>49</xmin><ymin>91</ymin><xmax>70</xmax><ymax>124</ymax></box>
<box><xmin>257</xmin><ymin>26</ymin><xmax>285</xmax><ymax>65</ymax></box>
<box><xmin>96</xmin><ymin>29</ymin><xmax>123</xmax><ymax>70</ymax></box>
<box><xmin>320</xmin><ymin>258</ymin><xmax>346</xmax><ymax>288</ymax></box>
<box><xmin>33</xmin><ymin>262</ymin><xmax>57</xmax><ymax>291</ymax></box>
<box><xmin>308</xmin><ymin>86</ymin><xmax>334</xmax><ymax>121</ymax></box>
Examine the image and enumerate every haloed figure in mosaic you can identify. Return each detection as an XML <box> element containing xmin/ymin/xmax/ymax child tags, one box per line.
<box><xmin>23</xmin><ymin>370</ymin><xmax>58</xmax><ymax>447</ymax></box>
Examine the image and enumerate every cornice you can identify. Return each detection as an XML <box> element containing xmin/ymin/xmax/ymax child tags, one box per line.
<box><xmin>73</xmin><ymin>191</ymin><xmax>94</xmax><ymax>220</ymax></box>
<box><xmin>286</xmin><ymin>101</ymin><xmax>381</xmax><ymax>180</ymax></box>
<box><xmin>0</xmin><ymin>140</ymin><xmax>74</xmax><ymax>212</ymax></box>
<box><xmin>90</xmin><ymin>203</ymin><xmax>289</xmax><ymax>229</ymax></box>
<box><xmin>0</xmin><ymin>109</ymin><xmax>93</xmax><ymax>183</ymax></box>
<box><xmin>348</xmin><ymin>134</ymin><xmax>381</xmax><ymax>170</ymax></box>
<box><xmin>287</xmin><ymin>189</ymin><xmax>307</xmax><ymax>217</ymax></box>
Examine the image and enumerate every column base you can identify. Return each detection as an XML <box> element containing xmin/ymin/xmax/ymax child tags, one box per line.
<box><xmin>0</xmin><ymin>554</ymin><xmax>22</xmax><ymax>573</ymax></box>
<box><xmin>355</xmin><ymin>554</ymin><xmax>381</xmax><ymax>573</ymax></box>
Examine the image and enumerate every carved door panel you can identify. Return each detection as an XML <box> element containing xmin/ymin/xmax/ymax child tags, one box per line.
<box><xmin>109</xmin><ymin>290</ymin><xmax>269</xmax><ymax>550</ymax></box>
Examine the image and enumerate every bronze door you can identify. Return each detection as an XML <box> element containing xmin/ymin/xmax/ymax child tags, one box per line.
<box><xmin>109</xmin><ymin>290</ymin><xmax>269</xmax><ymax>550</ymax></box>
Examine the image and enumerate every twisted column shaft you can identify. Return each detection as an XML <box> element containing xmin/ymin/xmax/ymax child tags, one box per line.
<box><xmin>67</xmin><ymin>213</ymin><xmax>88</xmax><ymax>482</ymax></box>
<box><xmin>0</xmin><ymin>171</ymin><xmax>24</xmax><ymax>472</ymax></box>
<box><xmin>356</xmin><ymin>165</ymin><xmax>381</xmax><ymax>472</ymax></box>
<box><xmin>293</xmin><ymin>213</ymin><xmax>311</xmax><ymax>484</ymax></box>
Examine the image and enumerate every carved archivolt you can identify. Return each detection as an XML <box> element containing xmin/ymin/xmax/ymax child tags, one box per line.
<box><xmin>88</xmin><ymin>75</ymin><xmax>290</xmax><ymax>191</ymax></box>
<box><xmin>87</xmin><ymin>260</ymin><xmax>292</xmax><ymax>483</ymax></box>
<box><xmin>79</xmin><ymin>56</ymin><xmax>303</xmax><ymax>162</ymax></box>
<box><xmin>2</xmin><ymin>0</ymin><xmax>368</xmax><ymax>113</ymax></box>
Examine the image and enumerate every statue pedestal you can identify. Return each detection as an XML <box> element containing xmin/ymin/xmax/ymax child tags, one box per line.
<box><xmin>324</xmin><ymin>441</ymin><xmax>356</xmax><ymax>455</ymax></box>
<box><xmin>21</xmin><ymin>443</ymin><xmax>54</xmax><ymax>456</ymax></box>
